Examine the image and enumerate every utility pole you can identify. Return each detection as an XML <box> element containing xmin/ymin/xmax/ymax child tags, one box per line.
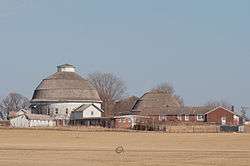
<box><xmin>240</xmin><ymin>106</ymin><xmax>250</xmax><ymax>123</ymax></box>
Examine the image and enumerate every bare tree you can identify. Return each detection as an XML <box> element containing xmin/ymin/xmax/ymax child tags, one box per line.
<box><xmin>240</xmin><ymin>107</ymin><xmax>249</xmax><ymax>122</ymax></box>
<box><xmin>88</xmin><ymin>72</ymin><xmax>127</xmax><ymax>116</ymax></box>
<box><xmin>204</xmin><ymin>100</ymin><xmax>232</xmax><ymax>110</ymax></box>
<box><xmin>88</xmin><ymin>72</ymin><xmax>127</xmax><ymax>102</ymax></box>
<box><xmin>152</xmin><ymin>82</ymin><xmax>184</xmax><ymax>106</ymax></box>
<box><xmin>152</xmin><ymin>82</ymin><xmax>175</xmax><ymax>95</ymax></box>
<box><xmin>112</xmin><ymin>96</ymin><xmax>139</xmax><ymax>116</ymax></box>
<box><xmin>0</xmin><ymin>93</ymin><xmax>30</xmax><ymax>118</ymax></box>
<box><xmin>174</xmin><ymin>95</ymin><xmax>184</xmax><ymax>107</ymax></box>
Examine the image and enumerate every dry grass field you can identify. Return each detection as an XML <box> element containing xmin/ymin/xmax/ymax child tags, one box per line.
<box><xmin>0</xmin><ymin>128</ymin><xmax>250</xmax><ymax>166</ymax></box>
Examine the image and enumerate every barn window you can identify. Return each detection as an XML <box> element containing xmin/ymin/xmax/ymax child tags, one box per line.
<box><xmin>177</xmin><ymin>115</ymin><xmax>182</xmax><ymax>121</ymax></box>
<box><xmin>185</xmin><ymin>115</ymin><xmax>189</xmax><ymax>121</ymax></box>
<box><xmin>159</xmin><ymin>116</ymin><xmax>162</xmax><ymax>121</ymax></box>
<box><xmin>91</xmin><ymin>111</ymin><xmax>94</xmax><ymax>115</ymax></box>
<box><xmin>66</xmin><ymin>108</ymin><xmax>68</xmax><ymax>114</ymax></box>
<box><xmin>55</xmin><ymin>108</ymin><xmax>58</xmax><ymax>114</ymax></box>
<box><xmin>197</xmin><ymin>115</ymin><xmax>204</xmax><ymax>121</ymax></box>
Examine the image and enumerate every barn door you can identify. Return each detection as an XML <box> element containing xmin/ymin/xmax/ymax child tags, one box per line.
<box><xmin>221</xmin><ymin>117</ymin><xmax>226</xmax><ymax>125</ymax></box>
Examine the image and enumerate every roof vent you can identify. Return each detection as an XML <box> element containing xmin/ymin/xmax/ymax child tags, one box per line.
<box><xmin>57</xmin><ymin>64</ymin><xmax>76</xmax><ymax>72</ymax></box>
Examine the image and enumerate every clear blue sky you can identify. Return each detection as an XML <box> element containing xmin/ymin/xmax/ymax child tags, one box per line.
<box><xmin>0</xmin><ymin>0</ymin><xmax>249</xmax><ymax>108</ymax></box>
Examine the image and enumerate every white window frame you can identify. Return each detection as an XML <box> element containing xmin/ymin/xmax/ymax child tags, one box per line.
<box><xmin>197</xmin><ymin>115</ymin><xmax>204</xmax><ymax>121</ymax></box>
<box><xmin>185</xmin><ymin>115</ymin><xmax>189</xmax><ymax>121</ymax></box>
<box><xmin>177</xmin><ymin>115</ymin><xmax>182</xmax><ymax>121</ymax></box>
<box><xmin>159</xmin><ymin>115</ymin><xmax>166</xmax><ymax>121</ymax></box>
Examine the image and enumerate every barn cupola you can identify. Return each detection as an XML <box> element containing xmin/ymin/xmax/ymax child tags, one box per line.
<box><xmin>57</xmin><ymin>64</ymin><xmax>76</xmax><ymax>72</ymax></box>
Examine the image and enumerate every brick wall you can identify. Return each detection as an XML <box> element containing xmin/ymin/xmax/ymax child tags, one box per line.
<box><xmin>115</xmin><ymin>118</ymin><xmax>132</xmax><ymax>129</ymax></box>
<box><xmin>206</xmin><ymin>107</ymin><xmax>235</xmax><ymax>125</ymax></box>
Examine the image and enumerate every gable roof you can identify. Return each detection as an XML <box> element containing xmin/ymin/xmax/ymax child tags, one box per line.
<box><xmin>12</xmin><ymin>113</ymin><xmax>51</xmax><ymax>121</ymax></box>
<box><xmin>16</xmin><ymin>109</ymin><xmax>30</xmax><ymax>115</ymax></box>
<box><xmin>204</xmin><ymin>106</ymin><xmax>236</xmax><ymax>115</ymax></box>
<box><xmin>180</xmin><ymin>106</ymin><xmax>212</xmax><ymax>115</ymax></box>
<box><xmin>25</xmin><ymin>114</ymin><xmax>51</xmax><ymax>120</ymax></box>
<box><xmin>73</xmin><ymin>104</ymin><xmax>104</xmax><ymax>113</ymax></box>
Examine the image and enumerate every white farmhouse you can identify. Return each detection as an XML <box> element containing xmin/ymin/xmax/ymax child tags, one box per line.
<box><xmin>30</xmin><ymin>64</ymin><xmax>103</xmax><ymax>124</ymax></box>
<box><xmin>71</xmin><ymin>104</ymin><xmax>104</xmax><ymax>119</ymax></box>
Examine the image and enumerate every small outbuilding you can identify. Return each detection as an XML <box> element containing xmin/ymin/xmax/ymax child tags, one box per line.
<box><xmin>70</xmin><ymin>104</ymin><xmax>104</xmax><ymax>119</ymax></box>
<box><xmin>10</xmin><ymin>113</ymin><xmax>55</xmax><ymax>128</ymax></box>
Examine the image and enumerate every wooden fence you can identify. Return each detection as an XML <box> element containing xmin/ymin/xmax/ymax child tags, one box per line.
<box><xmin>166</xmin><ymin>125</ymin><xmax>220</xmax><ymax>133</ymax></box>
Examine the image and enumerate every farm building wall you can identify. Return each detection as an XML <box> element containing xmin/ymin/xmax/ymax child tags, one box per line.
<box><xmin>10</xmin><ymin>115</ymin><xmax>56</xmax><ymax>128</ymax></box>
<box><xmin>206</xmin><ymin>107</ymin><xmax>236</xmax><ymax>125</ymax></box>
<box><xmin>115</xmin><ymin>118</ymin><xmax>132</xmax><ymax>129</ymax></box>
<box><xmin>166</xmin><ymin>125</ymin><xmax>220</xmax><ymax>133</ymax></box>
<box><xmin>114</xmin><ymin>115</ymin><xmax>143</xmax><ymax>129</ymax></box>
<box><xmin>82</xmin><ymin>105</ymin><xmax>102</xmax><ymax>118</ymax></box>
<box><xmin>29</xmin><ymin>119</ymin><xmax>55</xmax><ymax>127</ymax></box>
<box><xmin>32</xmin><ymin>102</ymin><xmax>101</xmax><ymax>117</ymax></box>
<box><xmin>10</xmin><ymin>115</ymin><xmax>30</xmax><ymax>128</ymax></box>
<box><xmin>0</xmin><ymin>120</ymin><xmax>10</xmax><ymax>127</ymax></box>
<box><xmin>70</xmin><ymin>105</ymin><xmax>102</xmax><ymax>120</ymax></box>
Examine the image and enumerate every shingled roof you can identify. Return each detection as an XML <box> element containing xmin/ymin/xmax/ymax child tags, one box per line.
<box><xmin>25</xmin><ymin>113</ymin><xmax>51</xmax><ymax>121</ymax></box>
<box><xmin>179</xmin><ymin>106</ymin><xmax>212</xmax><ymax>115</ymax></box>
<box><xmin>73</xmin><ymin>104</ymin><xmax>104</xmax><ymax>112</ymax></box>
<box><xmin>112</xmin><ymin>96</ymin><xmax>139</xmax><ymax>116</ymax></box>
<box><xmin>131</xmin><ymin>91</ymin><xmax>181</xmax><ymax>116</ymax></box>
<box><xmin>31</xmin><ymin>65</ymin><xmax>101</xmax><ymax>102</ymax></box>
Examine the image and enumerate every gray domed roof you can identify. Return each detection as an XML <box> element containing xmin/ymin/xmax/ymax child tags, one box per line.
<box><xmin>31</xmin><ymin>65</ymin><xmax>101</xmax><ymax>103</ymax></box>
<box><xmin>132</xmin><ymin>91</ymin><xmax>181</xmax><ymax>115</ymax></box>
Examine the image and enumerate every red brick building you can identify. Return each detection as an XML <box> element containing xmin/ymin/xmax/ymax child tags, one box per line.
<box><xmin>204</xmin><ymin>106</ymin><xmax>239</xmax><ymax>125</ymax></box>
<box><xmin>114</xmin><ymin>115</ymin><xmax>149</xmax><ymax>129</ymax></box>
<box><xmin>130</xmin><ymin>91</ymin><xmax>240</xmax><ymax>126</ymax></box>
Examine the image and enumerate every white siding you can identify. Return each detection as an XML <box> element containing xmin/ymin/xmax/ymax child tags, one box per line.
<box><xmin>30</xmin><ymin>119</ymin><xmax>50</xmax><ymax>127</ymax></box>
<box><xmin>10</xmin><ymin>115</ymin><xmax>29</xmax><ymax>128</ymax></box>
<box><xmin>82</xmin><ymin>105</ymin><xmax>102</xmax><ymax>118</ymax></box>
<box><xmin>33</xmin><ymin>102</ymin><xmax>101</xmax><ymax>116</ymax></box>
<box><xmin>10</xmin><ymin>115</ymin><xmax>56</xmax><ymax>128</ymax></box>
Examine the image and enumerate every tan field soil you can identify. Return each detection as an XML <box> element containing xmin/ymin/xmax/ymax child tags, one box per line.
<box><xmin>0</xmin><ymin>128</ymin><xmax>250</xmax><ymax>166</ymax></box>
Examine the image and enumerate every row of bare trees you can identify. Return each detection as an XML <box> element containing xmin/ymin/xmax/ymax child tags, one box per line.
<box><xmin>0</xmin><ymin>71</ymin><xmax>248</xmax><ymax>120</ymax></box>
<box><xmin>152</xmin><ymin>82</ymin><xmax>184</xmax><ymax>106</ymax></box>
<box><xmin>87</xmin><ymin>72</ymin><xmax>248</xmax><ymax>119</ymax></box>
<box><xmin>0</xmin><ymin>93</ymin><xmax>30</xmax><ymax>119</ymax></box>
<box><xmin>87</xmin><ymin>73</ymin><xmax>184</xmax><ymax>116</ymax></box>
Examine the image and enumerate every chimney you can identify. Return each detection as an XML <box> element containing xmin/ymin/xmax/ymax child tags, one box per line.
<box><xmin>231</xmin><ymin>105</ymin><xmax>235</xmax><ymax>112</ymax></box>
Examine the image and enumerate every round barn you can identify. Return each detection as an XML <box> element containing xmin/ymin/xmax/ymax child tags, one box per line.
<box><xmin>30</xmin><ymin>64</ymin><xmax>103</xmax><ymax>125</ymax></box>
